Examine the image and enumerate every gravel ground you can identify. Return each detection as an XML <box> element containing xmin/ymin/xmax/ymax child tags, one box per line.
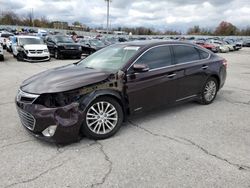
<box><xmin>0</xmin><ymin>48</ymin><xmax>250</xmax><ymax>188</ymax></box>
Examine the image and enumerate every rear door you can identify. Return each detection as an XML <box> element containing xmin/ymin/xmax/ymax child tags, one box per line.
<box><xmin>125</xmin><ymin>45</ymin><xmax>184</xmax><ymax>113</ymax></box>
<box><xmin>172</xmin><ymin>45</ymin><xmax>210</xmax><ymax>101</ymax></box>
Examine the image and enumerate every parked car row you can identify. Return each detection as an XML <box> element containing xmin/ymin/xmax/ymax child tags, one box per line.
<box><xmin>192</xmin><ymin>38</ymin><xmax>243</xmax><ymax>53</ymax></box>
<box><xmin>1</xmin><ymin>27</ymin><xmax>250</xmax><ymax>63</ymax></box>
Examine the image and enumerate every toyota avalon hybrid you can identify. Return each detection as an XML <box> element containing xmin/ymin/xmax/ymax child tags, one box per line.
<box><xmin>16</xmin><ymin>41</ymin><xmax>227</xmax><ymax>144</ymax></box>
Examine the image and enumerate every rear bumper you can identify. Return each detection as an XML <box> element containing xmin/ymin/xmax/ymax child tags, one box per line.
<box><xmin>16</xmin><ymin>101</ymin><xmax>83</xmax><ymax>144</ymax></box>
<box><xmin>219</xmin><ymin>66</ymin><xmax>227</xmax><ymax>89</ymax></box>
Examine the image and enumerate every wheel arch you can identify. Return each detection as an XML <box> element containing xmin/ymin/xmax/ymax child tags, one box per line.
<box><xmin>79</xmin><ymin>89</ymin><xmax>127</xmax><ymax>121</ymax></box>
<box><xmin>209</xmin><ymin>74</ymin><xmax>220</xmax><ymax>90</ymax></box>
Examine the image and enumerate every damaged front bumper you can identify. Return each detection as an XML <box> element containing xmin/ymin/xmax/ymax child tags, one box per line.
<box><xmin>16</xmin><ymin>101</ymin><xmax>83</xmax><ymax>144</ymax></box>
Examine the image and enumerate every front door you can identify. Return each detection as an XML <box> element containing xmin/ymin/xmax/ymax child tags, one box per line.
<box><xmin>125</xmin><ymin>45</ymin><xmax>183</xmax><ymax>113</ymax></box>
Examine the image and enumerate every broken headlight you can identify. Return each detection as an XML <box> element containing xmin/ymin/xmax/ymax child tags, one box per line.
<box><xmin>35</xmin><ymin>90</ymin><xmax>83</xmax><ymax>108</ymax></box>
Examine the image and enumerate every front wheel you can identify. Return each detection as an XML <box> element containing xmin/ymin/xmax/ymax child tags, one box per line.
<box><xmin>16</xmin><ymin>52</ymin><xmax>24</xmax><ymax>61</ymax></box>
<box><xmin>54</xmin><ymin>50</ymin><xmax>61</xmax><ymax>59</ymax></box>
<box><xmin>200</xmin><ymin>77</ymin><xmax>218</xmax><ymax>105</ymax></box>
<box><xmin>81</xmin><ymin>97</ymin><xmax>123</xmax><ymax>140</ymax></box>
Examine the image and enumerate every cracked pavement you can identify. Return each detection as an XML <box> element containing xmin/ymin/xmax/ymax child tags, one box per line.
<box><xmin>0</xmin><ymin>49</ymin><xmax>250</xmax><ymax>187</ymax></box>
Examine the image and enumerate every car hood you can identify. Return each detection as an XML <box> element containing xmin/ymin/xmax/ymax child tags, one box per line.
<box><xmin>20</xmin><ymin>64</ymin><xmax>112</xmax><ymax>94</ymax></box>
<box><xmin>24</xmin><ymin>44</ymin><xmax>48</xmax><ymax>50</ymax></box>
<box><xmin>57</xmin><ymin>43</ymin><xmax>80</xmax><ymax>46</ymax></box>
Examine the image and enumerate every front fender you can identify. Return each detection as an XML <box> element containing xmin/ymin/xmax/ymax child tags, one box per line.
<box><xmin>78</xmin><ymin>89</ymin><xmax>127</xmax><ymax>120</ymax></box>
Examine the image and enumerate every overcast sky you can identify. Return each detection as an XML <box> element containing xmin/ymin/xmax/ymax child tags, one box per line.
<box><xmin>1</xmin><ymin>0</ymin><xmax>250</xmax><ymax>31</ymax></box>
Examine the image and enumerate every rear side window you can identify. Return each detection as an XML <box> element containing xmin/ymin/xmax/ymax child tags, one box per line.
<box><xmin>135</xmin><ymin>46</ymin><xmax>172</xmax><ymax>69</ymax></box>
<box><xmin>173</xmin><ymin>45</ymin><xmax>200</xmax><ymax>64</ymax></box>
<box><xmin>197</xmin><ymin>48</ymin><xmax>209</xmax><ymax>59</ymax></box>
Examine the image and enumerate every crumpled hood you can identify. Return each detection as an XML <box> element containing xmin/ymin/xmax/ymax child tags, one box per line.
<box><xmin>24</xmin><ymin>44</ymin><xmax>48</xmax><ymax>50</ymax></box>
<box><xmin>20</xmin><ymin>64</ymin><xmax>112</xmax><ymax>94</ymax></box>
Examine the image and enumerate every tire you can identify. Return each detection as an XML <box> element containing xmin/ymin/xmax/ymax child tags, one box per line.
<box><xmin>199</xmin><ymin>77</ymin><xmax>218</xmax><ymax>105</ymax></box>
<box><xmin>54</xmin><ymin>50</ymin><xmax>61</xmax><ymax>59</ymax></box>
<box><xmin>0</xmin><ymin>55</ymin><xmax>4</xmax><ymax>61</ymax></box>
<box><xmin>81</xmin><ymin>97</ymin><xmax>124</xmax><ymax>140</ymax></box>
<box><xmin>16</xmin><ymin>52</ymin><xmax>24</xmax><ymax>61</ymax></box>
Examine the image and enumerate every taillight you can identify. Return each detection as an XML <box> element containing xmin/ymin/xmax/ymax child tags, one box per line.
<box><xmin>223</xmin><ymin>59</ymin><xmax>227</xmax><ymax>68</ymax></box>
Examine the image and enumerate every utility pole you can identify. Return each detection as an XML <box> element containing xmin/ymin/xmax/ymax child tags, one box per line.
<box><xmin>105</xmin><ymin>0</ymin><xmax>111</xmax><ymax>34</ymax></box>
<box><xmin>32</xmin><ymin>8</ymin><xmax>34</xmax><ymax>27</ymax></box>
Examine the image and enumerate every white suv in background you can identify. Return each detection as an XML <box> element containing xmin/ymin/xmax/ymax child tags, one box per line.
<box><xmin>0</xmin><ymin>45</ymin><xmax>4</xmax><ymax>61</ymax></box>
<box><xmin>12</xmin><ymin>36</ymin><xmax>50</xmax><ymax>62</ymax></box>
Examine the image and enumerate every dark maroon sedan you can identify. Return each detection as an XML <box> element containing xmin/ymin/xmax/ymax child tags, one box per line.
<box><xmin>16</xmin><ymin>41</ymin><xmax>227</xmax><ymax>144</ymax></box>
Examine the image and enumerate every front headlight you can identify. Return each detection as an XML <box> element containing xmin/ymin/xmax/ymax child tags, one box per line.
<box><xmin>35</xmin><ymin>90</ymin><xmax>83</xmax><ymax>108</ymax></box>
<box><xmin>44</xmin><ymin>49</ymin><xmax>49</xmax><ymax>52</ymax></box>
<box><xmin>17</xmin><ymin>46</ymin><xmax>24</xmax><ymax>52</ymax></box>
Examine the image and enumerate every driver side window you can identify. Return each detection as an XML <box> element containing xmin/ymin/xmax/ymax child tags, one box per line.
<box><xmin>135</xmin><ymin>46</ymin><xmax>172</xmax><ymax>69</ymax></box>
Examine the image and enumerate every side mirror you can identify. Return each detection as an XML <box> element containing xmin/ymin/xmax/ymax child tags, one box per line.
<box><xmin>133</xmin><ymin>64</ymin><xmax>149</xmax><ymax>72</ymax></box>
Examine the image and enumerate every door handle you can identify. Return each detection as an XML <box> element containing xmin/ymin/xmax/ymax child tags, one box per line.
<box><xmin>167</xmin><ymin>73</ymin><xmax>176</xmax><ymax>78</ymax></box>
<box><xmin>202</xmin><ymin>65</ymin><xmax>208</xmax><ymax>70</ymax></box>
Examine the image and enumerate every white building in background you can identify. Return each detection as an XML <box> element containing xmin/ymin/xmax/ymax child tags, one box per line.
<box><xmin>113</xmin><ymin>31</ymin><xmax>128</xmax><ymax>35</ymax></box>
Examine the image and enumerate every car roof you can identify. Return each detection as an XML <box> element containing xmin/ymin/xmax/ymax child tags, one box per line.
<box><xmin>16</xmin><ymin>35</ymin><xmax>41</xmax><ymax>39</ymax></box>
<box><xmin>118</xmin><ymin>40</ymin><xmax>197</xmax><ymax>48</ymax></box>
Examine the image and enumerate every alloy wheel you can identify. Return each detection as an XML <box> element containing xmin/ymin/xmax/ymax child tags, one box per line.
<box><xmin>204</xmin><ymin>80</ymin><xmax>217</xmax><ymax>102</ymax></box>
<box><xmin>86</xmin><ymin>101</ymin><xmax>118</xmax><ymax>135</ymax></box>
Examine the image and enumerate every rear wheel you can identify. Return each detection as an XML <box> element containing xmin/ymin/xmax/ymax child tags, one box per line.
<box><xmin>200</xmin><ymin>77</ymin><xmax>218</xmax><ymax>105</ymax></box>
<box><xmin>81</xmin><ymin>97</ymin><xmax>123</xmax><ymax>140</ymax></box>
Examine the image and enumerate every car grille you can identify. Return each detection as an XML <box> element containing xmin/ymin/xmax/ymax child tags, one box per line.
<box><xmin>64</xmin><ymin>45</ymin><xmax>78</xmax><ymax>50</ymax></box>
<box><xmin>17</xmin><ymin>108</ymin><xmax>36</xmax><ymax>130</ymax></box>
<box><xmin>29</xmin><ymin>50</ymin><xmax>44</xmax><ymax>54</ymax></box>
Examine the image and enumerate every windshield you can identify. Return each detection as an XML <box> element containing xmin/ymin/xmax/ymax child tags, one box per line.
<box><xmin>54</xmin><ymin>36</ymin><xmax>74</xmax><ymax>43</ymax></box>
<box><xmin>78</xmin><ymin>45</ymin><xmax>140</xmax><ymax>71</ymax></box>
<box><xmin>19</xmin><ymin>38</ymin><xmax>44</xmax><ymax>45</ymax></box>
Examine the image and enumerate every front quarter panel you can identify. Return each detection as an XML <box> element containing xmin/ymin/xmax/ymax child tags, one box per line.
<box><xmin>77</xmin><ymin>71</ymin><xmax>126</xmax><ymax>113</ymax></box>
